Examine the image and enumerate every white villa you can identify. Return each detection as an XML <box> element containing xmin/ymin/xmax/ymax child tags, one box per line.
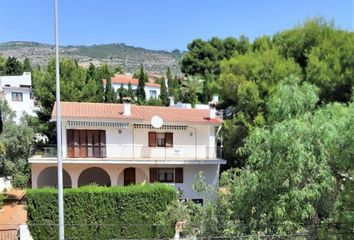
<box><xmin>0</xmin><ymin>72</ymin><xmax>36</xmax><ymax>123</ymax></box>
<box><xmin>29</xmin><ymin>99</ymin><xmax>225</xmax><ymax>201</ymax></box>
<box><xmin>111</xmin><ymin>74</ymin><xmax>161</xmax><ymax>99</ymax></box>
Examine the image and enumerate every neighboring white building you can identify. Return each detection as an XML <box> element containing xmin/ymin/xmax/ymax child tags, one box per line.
<box><xmin>0</xmin><ymin>72</ymin><xmax>36</xmax><ymax>123</ymax></box>
<box><xmin>29</xmin><ymin>101</ymin><xmax>225</xmax><ymax>201</ymax></box>
<box><xmin>110</xmin><ymin>74</ymin><xmax>161</xmax><ymax>100</ymax></box>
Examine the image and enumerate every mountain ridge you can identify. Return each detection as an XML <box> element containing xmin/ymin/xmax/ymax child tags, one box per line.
<box><xmin>0</xmin><ymin>41</ymin><xmax>183</xmax><ymax>74</ymax></box>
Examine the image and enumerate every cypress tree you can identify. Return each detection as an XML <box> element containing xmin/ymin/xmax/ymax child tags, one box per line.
<box><xmin>137</xmin><ymin>65</ymin><xmax>146</xmax><ymax>102</ymax></box>
<box><xmin>23</xmin><ymin>57</ymin><xmax>32</xmax><ymax>72</ymax></box>
<box><xmin>104</xmin><ymin>77</ymin><xmax>116</xmax><ymax>103</ymax></box>
<box><xmin>160</xmin><ymin>78</ymin><xmax>169</xmax><ymax>106</ymax></box>
<box><xmin>118</xmin><ymin>83</ymin><xmax>124</xmax><ymax>103</ymax></box>
<box><xmin>127</xmin><ymin>82</ymin><xmax>135</xmax><ymax>100</ymax></box>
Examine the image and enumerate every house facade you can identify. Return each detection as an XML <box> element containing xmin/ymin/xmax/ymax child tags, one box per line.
<box><xmin>0</xmin><ymin>72</ymin><xmax>36</xmax><ymax>123</ymax></box>
<box><xmin>111</xmin><ymin>74</ymin><xmax>161</xmax><ymax>99</ymax></box>
<box><xmin>29</xmin><ymin>100</ymin><xmax>225</xmax><ymax>200</ymax></box>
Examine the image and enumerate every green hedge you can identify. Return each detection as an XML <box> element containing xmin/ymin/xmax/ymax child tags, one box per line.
<box><xmin>27</xmin><ymin>184</ymin><xmax>176</xmax><ymax>240</ymax></box>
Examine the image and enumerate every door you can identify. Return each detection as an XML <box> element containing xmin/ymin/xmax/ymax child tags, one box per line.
<box><xmin>124</xmin><ymin>168</ymin><xmax>136</xmax><ymax>186</ymax></box>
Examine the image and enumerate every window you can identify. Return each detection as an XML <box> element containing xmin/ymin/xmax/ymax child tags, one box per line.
<box><xmin>149</xmin><ymin>168</ymin><xmax>183</xmax><ymax>183</ymax></box>
<box><xmin>148</xmin><ymin>132</ymin><xmax>173</xmax><ymax>147</ymax></box>
<box><xmin>149</xmin><ymin>90</ymin><xmax>157</xmax><ymax>99</ymax></box>
<box><xmin>157</xmin><ymin>133</ymin><xmax>165</xmax><ymax>147</ymax></box>
<box><xmin>30</xmin><ymin>91</ymin><xmax>34</xmax><ymax>100</ymax></box>
<box><xmin>67</xmin><ymin>130</ymin><xmax>106</xmax><ymax>158</ymax></box>
<box><xmin>158</xmin><ymin>168</ymin><xmax>174</xmax><ymax>182</ymax></box>
<box><xmin>12</xmin><ymin>92</ymin><xmax>23</xmax><ymax>101</ymax></box>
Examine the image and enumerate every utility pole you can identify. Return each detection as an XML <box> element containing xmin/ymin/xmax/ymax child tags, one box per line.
<box><xmin>54</xmin><ymin>0</ymin><xmax>64</xmax><ymax>239</ymax></box>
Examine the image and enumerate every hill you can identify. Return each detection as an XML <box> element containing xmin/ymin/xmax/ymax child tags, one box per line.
<box><xmin>0</xmin><ymin>41</ymin><xmax>183</xmax><ymax>74</ymax></box>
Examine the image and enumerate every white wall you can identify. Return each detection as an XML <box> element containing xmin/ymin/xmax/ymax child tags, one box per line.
<box><xmin>0</xmin><ymin>72</ymin><xmax>35</xmax><ymax>123</ymax></box>
<box><xmin>112</xmin><ymin>83</ymin><xmax>161</xmax><ymax>99</ymax></box>
<box><xmin>61</xmin><ymin>121</ymin><xmax>217</xmax><ymax>160</ymax></box>
<box><xmin>31</xmin><ymin>163</ymin><xmax>220</xmax><ymax>200</ymax></box>
<box><xmin>0</xmin><ymin>72</ymin><xmax>31</xmax><ymax>87</ymax></box>
<box><xmin>0</xmin><ymin>176</ymin><xmax>12</xmax><ymax>191</ymax></box>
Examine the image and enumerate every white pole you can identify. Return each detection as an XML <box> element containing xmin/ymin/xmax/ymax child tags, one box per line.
<box><xmin>54</xmin><ymin>0</ymin><xmax>65</xmax><ymax>239</ymax></box>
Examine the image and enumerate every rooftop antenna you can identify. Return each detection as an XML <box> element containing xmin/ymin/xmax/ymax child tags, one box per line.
<box><xmin>54</xmin><ymin>0</ymin><xmax>65</xmax><ymax>239</ymax></box>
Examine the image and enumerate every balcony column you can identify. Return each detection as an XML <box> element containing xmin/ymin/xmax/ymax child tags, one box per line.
<box><xmin>68</xmin><ymin>169</ymin><xmax>79</xmax><ymax>188</ymax></box>
<box><xmin>105</xmin><ymin>168</ymin><xmax>118</xmax><ymax>187</ymax></box>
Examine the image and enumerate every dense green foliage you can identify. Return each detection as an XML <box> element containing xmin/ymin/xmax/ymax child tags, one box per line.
<box><xmin>27</xmin><ymin>184</ymin><xmax>177</xmax><ymax>240</ymax></box>
<box><xmin>3</xmin><ymin>57</ymin><xmax>23</xmax><ymax>75</ymax></box>
<box><xmin>0</xmin><ymin>100</ymin><xmax>33</xmax><ymax>187</ymax></box>
<box><xmin>0</xmin><ymin>194</ymin><xmax>3</xmax><ymax>208</ymax></box>
<box><xmin>170</xmin><ymin>17</ymin><xmax>354</xmax><ymax>238</ymax></box>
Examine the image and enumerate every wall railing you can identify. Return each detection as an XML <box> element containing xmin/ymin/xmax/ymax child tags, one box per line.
<box><xmin>32</xmin><ymin>145</ymin><xmax>224</xmax><ymax>161</ymax></box>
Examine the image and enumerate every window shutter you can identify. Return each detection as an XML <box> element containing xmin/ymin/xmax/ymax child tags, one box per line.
<box><xmin>74</xmin><ymin>130</ymin><xmax>80</xmax><ymax>157</ymax></box>
<box><xmin>149</xmin><ymin>168</ymin><xmax>158</xmax><ymax>183</ymax></box>
<box><xmin>165</xmin><ymin>133</ymin><xmax>173</xmax><ymax>147</ymax></box>
<box><xmin>148</xmin><ymin>132</ymin><xmax>157</xmax><ymax>147</ymax></box>
<box><xmin>79</xmin><ymin>130</ymin><xmax>87</xmax><ymax>157</ymax></box>
<box><xmin>175</xmin><ymin>168</ymin><xmax>183</xmax><ymax>183</ymax></box>
<box><xmin>100</xmin><ymin>131</ymin><xmax>106</xmax><ymax>158</ymax></box>
<box><xmin>67</xmin><ymin>130</ymin><xmax>74</xmax><ymax>158</ymax></box>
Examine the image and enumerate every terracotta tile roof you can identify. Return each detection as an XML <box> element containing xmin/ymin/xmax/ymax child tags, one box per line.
<box><xmin>52</xmin><ymin>102</ymin><xmax>222</xmax><ymax>124</ymax></box>
<box><xmin>111</xmin><ymin>75</ymin><xmax>161</xmax><ymax>88</ymax></box>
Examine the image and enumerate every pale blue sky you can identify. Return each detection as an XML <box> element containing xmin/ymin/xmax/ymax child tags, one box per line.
<box><xmin>0</xmin><ymin>0</ymin><xmax>352</xmax><ymax>50</ymax></box>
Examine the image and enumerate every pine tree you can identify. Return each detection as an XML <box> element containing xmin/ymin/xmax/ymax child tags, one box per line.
<box><xmin>23</xmin><ymin>57</ymin><xmax>32</xmax><ymax>72</ymax></box>
<box><xmin>137</xmin><ymin>65</ymin><xmax>146</xmax><ymax>102</ymax></box>
<box><xmin>160</xmin><ymin>78</ymin><xmax>169</xmax><ymax>106</ymax></box>
<box><xmin>4</xmin><ymin>57</ymin><xmax>23</xmax><ymax>75</ymax></box>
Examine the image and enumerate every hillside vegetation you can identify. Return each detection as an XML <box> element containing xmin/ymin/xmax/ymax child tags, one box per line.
<box><xmin>0</xmin><ymin>41</ymin><xmax>182</xmax><ymax>74</ymax></box>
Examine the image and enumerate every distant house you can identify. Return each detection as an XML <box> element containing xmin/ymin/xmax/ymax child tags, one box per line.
<box><xmin>110</xmin><ymin>74</ymin><xmax>161</xmax><ymax>99</ymax></box>
<box><xmin>0</xmin><ymin>72</ymin><xmax>36</xmax><ymax>123</ymax></box>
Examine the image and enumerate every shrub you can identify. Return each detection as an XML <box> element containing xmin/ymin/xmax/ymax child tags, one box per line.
<box><xmin>12</xmin><ymin>172</ymin><xmax>29</xmax><ymax>188</ymax></box>
<box><xmin>26</xmin><ymin>184</ymin><xmax>176</xmax><ymax>240</ymax></box>
<box><xmin>0</xmin><ymin>194</ymin><xmax>4</xmax><ymax>208</ymax></box>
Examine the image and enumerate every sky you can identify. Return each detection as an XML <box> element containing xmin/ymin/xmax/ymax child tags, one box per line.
<box><xmin>0</xmin><ymin>0</ymin><xmax>353</xmax><ymax>50</ymax></box>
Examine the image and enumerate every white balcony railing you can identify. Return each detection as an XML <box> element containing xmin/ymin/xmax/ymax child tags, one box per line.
<box><xmin>32</xmin><ymin>145</ymin><xmax>223</xmax><ymax>161</ymax></box>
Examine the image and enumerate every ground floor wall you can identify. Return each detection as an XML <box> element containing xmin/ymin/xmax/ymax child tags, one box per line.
<box><xmin>31</xmin><ymin>163</ymin><xmax>220</xmax><ymax>200</ymax></box>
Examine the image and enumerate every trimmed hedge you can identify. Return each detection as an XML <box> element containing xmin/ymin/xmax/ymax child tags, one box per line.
<box><xmin>27</xmin><ymin>184</ymin><xmax>176</xmax><ymax>240</ymax></box>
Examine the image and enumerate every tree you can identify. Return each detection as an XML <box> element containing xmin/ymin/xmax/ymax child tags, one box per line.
<box><xmin>159</xmin><ymin>78</ymin><xmax>169</xmax><ymax>106</ymax></box>
<box><xmin>273</xmin><ymin>17</ymin><xmax>334</xmax><ymax>68</ymax></box>
<box><xmin>306</xmin><ymin>30</ymin><xmax>354</xmax><ymax>103</ymax></box>
<box><xmin>181</xmin><ymin>76</ymin><xmax>204</xmax><ymax>107</ymax></box>
<box><xmin>0</xmin><ymin>55</ymin><xmax>5</xmax><ymax>75</ymax></box>
<box><xmin>32</xmin><ymin>58</ymin><xmax>88</xmax><ymax>142</ymax></box>
<box><xmin>220</xmin><ymin>48</ymin><xmax>302</xmax><ymax>117</ymax></box>
<box><xmin>114</xmin><ymin>65</ymin><xmax>124</xmax><ymax>74</ymax></box>
<box><xmin>117</xmin><ymin>83</ymin><xmax>125</xmax><ymax>103</ymax></box>
<box><xmin>137</xmin><ymin>65</ymin><xmax>146</xmax><ymax>102</ymax></box>
<box><xmin>0</xmin><ymin>100</ymin><xmax>33</xmax><ymax>187</ymax></box>
<box><xmin>23</xmin><ymin>57</ymin><xmax>32</xmax><ymax>72</ymax></box>
<box><xmin>127</xmin><ymin>82</ymin><xmax>135</xmax><ymax>100</ymax></box>
<box><xmin>104</xmin><ymin>78</ymin><xmax>116</xmax><ymax>103</ymax></box>
<box><xmin>4</xmin><ymin>57</ymin><xmax>23</xmax><ymax>75</ymax></box>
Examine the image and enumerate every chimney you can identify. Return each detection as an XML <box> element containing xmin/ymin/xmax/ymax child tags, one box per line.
<box><xmin>168</xmin><ymin>96</ymin><xmax>175</xmax><ymax>107</ymax></box>
<box><xmin>208</xmin><ymin>102</ymin><xmax>217</xmax><ymax>119</ymax></box>
<box><xmin>209</xmin><ymin>96</ymin><xmax>219</xmax><ymax>119</ymax></box>
<box><xmin>123</xmin><ymin>97</ymin><xmax>131</xmax><ymax>116</ymax></box>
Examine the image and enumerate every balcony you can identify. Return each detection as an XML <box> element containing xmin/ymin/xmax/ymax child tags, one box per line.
<box><xmin>29</xmin><ymin>145</ymin><xmax>224</xmax><ymax>164</ymax></box>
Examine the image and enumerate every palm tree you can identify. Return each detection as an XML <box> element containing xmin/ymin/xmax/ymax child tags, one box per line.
<box><xmin>181</xmin><ymin>75</ymin><xmax>204</xmax><ymax>107</ymax></box>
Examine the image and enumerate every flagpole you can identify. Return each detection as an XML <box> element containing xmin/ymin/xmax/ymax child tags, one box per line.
<box><xmin>54</xmin><ymin>0</ymin><xmax>65</xmax><ymax>239</ymax></box>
